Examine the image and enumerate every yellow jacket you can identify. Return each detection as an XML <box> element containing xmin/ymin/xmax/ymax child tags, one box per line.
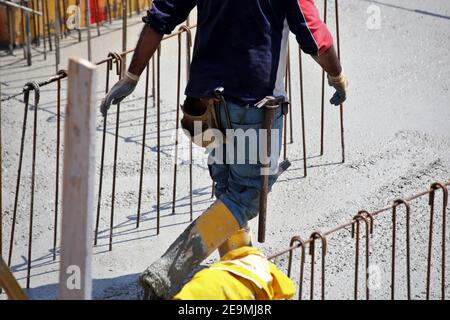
<box><xmin>173</xmin><ymin>246</ymin><xmax>295</xmax><ymax>300</ymax></box>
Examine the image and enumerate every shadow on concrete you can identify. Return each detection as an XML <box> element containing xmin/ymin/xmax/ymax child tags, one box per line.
<box><xmin>25</xmin><ymin>272</ymin><xmax>141</xmax><ymax>300</ymax></box>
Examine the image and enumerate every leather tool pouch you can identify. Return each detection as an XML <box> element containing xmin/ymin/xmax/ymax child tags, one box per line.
<box><xmin>180</xmin><ymin>97</ymin><xmax>221</xmax><ymax>148</ymax></box>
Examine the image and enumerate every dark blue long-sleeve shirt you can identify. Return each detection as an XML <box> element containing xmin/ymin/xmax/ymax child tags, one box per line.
<box><xmin>143</xmin><ymin>0</ymin><xmax>333</xmax><ymax>106</ymax></box>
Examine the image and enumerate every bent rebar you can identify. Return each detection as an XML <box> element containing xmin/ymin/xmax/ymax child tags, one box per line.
<box><xmin>109</xmin><ymin>52</ymin><xmax>124</xmax><ymax>251</ymax></box>
<box><xmin>393</xmin><ymin>199</ymin><xmax>411</xmax><ymax>300</ymax></box>
<box><xmin>53</xmin><ymin>69</ymin><xmax>67</xmax><ymax>260</ymax></box>
<box><xmin>352</xmin><ymin>212</ymin><xmax>371</xmax><ymax>300</ymax></box>
<box><xmin>287</xmin><ymin>236</ymin><xmax>306</xmax><ymax>300</ymax></box>
<box><xmin>309</xmin><ymin>231</ymin><xmax>327</xmax><ymax>300</ymax></box>
<box><xmin>427</xmin><ymin>182</ymin><xmax>448</xmax><ymax>300</ymax></box>
<box><xmin>8</xmin><ymin>82</ymin><xmax>40</xmax><ymax>268</ymax></box>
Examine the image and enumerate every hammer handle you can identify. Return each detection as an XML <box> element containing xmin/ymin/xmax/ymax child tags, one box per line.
<box><xmin>258</xmin><ymin>107</ymin><xmax>275</xmax><ymax>243</ymax></box>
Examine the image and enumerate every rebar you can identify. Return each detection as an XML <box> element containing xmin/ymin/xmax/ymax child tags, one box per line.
<box><xmin>286</xmin><ymin>236</ymin><xmax>306</xmax><ymax>300</ymax></box>
<box><xmin>152</xmin><ymin>55</ymin><xmax>156</xmax><ymax>107</ymax></box>
<box><xmin>185</xmin><ymin>26</ymin><xmax>193</xmax><ymax>221</ymax></box>
<box><xmin>56</xmin><ymin>0</ymin><xmax>65</xmax><ymax>39</ymax></box>
<box><xmin>427</xmin><ymin>182</ymin><xmax>448</xmax><ymax>300</ymax></box>
<box><xmin>156</xmin><ymin>45</ymin><xmax>161</xmax><ymax>234</ymax></box>
<box><xmin>62</xmin><ymin>0</ymin><xmax>69</xmax><ymax>36</ymax></box>
<box><xmin>287</xmin><ymin>42</ymin><xmax>293</xmax><ymax>145</ymax></box>
<box><xmin>298</xmin><ymin>48</ymin><xmax>307</xmax><ymax>177</ymax></box>
<box><xmin>30</xmin><ymin>0</ymin><xmax>39</xmax><ymax>46</ymax></box>
<box><xmin>8</xmin><ymin>83</ymin><xmax>34</xmax><ymax>266</ymax></box>
<box><xmin>7</xmin><ymin>6</ymin><xmax>15</xmax><ymax>55</ymax></box>
<box><xmin>26</xmin><ymin>82</ymin><xmax>40</xmax><ymax>289</ymax></box>
<box><xmin>0</xmin><ymin>82</ymin><xmax>3</xmax><ymax>263</ymax></box>
<box><xmin>20</xmin><ymin>2</ymin><xmax>26</xmax><ymax>60</ymax></box>
<box><xmin>283</xmin><ymin>60</ymin><xmax>288</xmax><ymax>161</ymax></box>
<box><xmin>351</xmin><ymin>212</ymin><xmax>371</xmax><ymax>300</ymax></box>
<box><xmin>309</xmin><ymin>231</ymin><xmax>327</xmax><ymax>300</ymax></box>
<box><xmin>270</xmin><ymin>182</ymin><xmax>449</xmax><ymax>300</ymax></box>
<box><xmin>43</xmin><ymin>0</ymin><xmax>52</xmax><ymax>51</ymax></box>
<box><xmin>283</xmin><ymin>43</ymin><xmax>292</xmax><ymax>161</ymax></box>
<box><xmin>93</xmin><ymin>0</ymin><xmax>101</xmax><ymax>37</ymax></box>
<box><xmin>189</xmin><ymin>139</ymin><xmax>193</xmax><ymax>222</ymax></box>
<box><xmin>109</xmin><ymin>53</ymin><xmax>124</xmax><ymax>251</ymax></box>
<box><xmin>169</xmin><ymin>25</ymin><xmax>193</xmax><ymax>219</ymax></box>
<box><xmin>106</xmin><ymin>0</ymin><xmax>112</xmax><ymax>24</ymax></box>
<box><xmin>35</xmin><ymin>0</ymin><xmax>41</xmax><ymax>45</ymax></box>
<box><xmin>393</xmin><ymin>199</ymin><xmax>411</xmax><ymax>299</ymax></box>
<box><xmin>171</xmin><ymin>29</ymin><xmax>183</xmax><ymax>214</ymax></box>
<box><xmin>24</xmin><ymin>10</ymin><xmax>32</xmax><ymax>66</ymax></box>
<box><xmin>38</xmin><ymin>0</ymin><xmax>46</xmax><ymax>59</ymax></box>
<box><xmin>320</xmin><ymin>0</ymin><xmax>328</xmax><ymax>156</ymax></box>
<box><xmin>54</xmin><ymin>0</ymin><xmax>61</xmax><ymax>73</ymax></box>
<box><xmin>2</xmin><ymin>25</ymin><xmax>197</xmax><ymax>103</ymax></box>
<box><xmin>136</xmin><ymin>63</ymin><xmax>150</xmax><ymax>228</ymax></box>
<box><xmin>85</xmin><ymin>0</ymin><xmax>92</xmax><ymax>61</ymax></box>
<box><xmin>95</xmin><ymin>53</ymin><xmax>118</xmax><ymax>245</ymax></box>
<box><xmin>76</xmin><ymin>0</ymin><xmax>82</xmax><ymax>42</ymax></box>
<box><xmin>335</xmin><ymin>0</ymin><xmax>345</xmax><ymax>163</ymax></box>
<box><xmin>390</xmin><ymin>197</ymin><xmax>397</xmax><ymax>300</ymax></box>
<box><xmin>122</xmin><ymin>0</ymin><xmax>127</xmax><ymax>73</ymax></box>
<box><xmin>53</xmin><ymin>70</ymin><xmax>67</xmax><ymax>260</ymax></box>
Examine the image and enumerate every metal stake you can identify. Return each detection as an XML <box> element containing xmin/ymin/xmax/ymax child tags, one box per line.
<box><xmin>171</xmin><ymin>31</ymin><xmax>183</xmax><ymax>214</ymax></box>
<box><xmin>93</xmin><ymin>0</ymin><xmax>101</xmax><ymax>37</ymax></box>
<box><xmin>393</xmin><ymin>199</ymin><xmax>411</xmax><ymax>299</ymax></box>
<box><xmin>8</xmin><ymin>85</ymin><xmax>31</xmax><ymax>266</ymax></box>
<box><xmin>24</xmin><ymin>10</ymin><xmax>32</xmax><ymax>66</ymax></box>
<box><xmin>136</xmin><ymin>63</ymin><xmax>150</xmax><ymax>227</ymax></box>
<box><xmin>85</xmin><ymin>0</ymin><xmax>92</xmax><ymax>61</ymax></box>
<box><xmin>26</xmin><ymin>83</ymin><xmax>39</xmax><ymax>289</ymax></box>
<box><xmin>156</xmin><ymin>45</ymin><xmax>161</xmax><ymax>234</ymax></box>
<box><xmin>298</xmin><ymin>49</ymin><xmax>307</xmax><ymax>177</ymax></box>
<box><xmin>309</xmin><ymin>232</ymin><xmax>327</xmax><ymax>300</ymax></box>
<box><xmin>109</xmin><ymin>55</ymin><xmax>123</xmax><ymax>251</ymax></box>
<box><xmin>52</xmin><ymin>71</ymin><xmax>66</xmax><ymax>260</ymax></box>
<box><xmin>0</xmin><ymin>82</ymin><xmax>3</xmax><ymax>262</ymax></box>
<box><xmin>43</xmin><ymin>0</ymin><xmax>52</xmax><ymax>51</ymax></box>
<box><xmin>320</xmin><ymin>0</ymin><xmax>328</xmax><ymax>156</ymax></box>
<box><xmin>335</xmin><ymin>0</ymin><xmax>345</xmax><ymax>163</ymax></box>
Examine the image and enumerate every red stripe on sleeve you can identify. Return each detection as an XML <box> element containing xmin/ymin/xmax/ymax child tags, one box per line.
<box><xmin>297</xmin><ymin>0</ymin><xmax>333</xmax><ymax>55</ymax></box>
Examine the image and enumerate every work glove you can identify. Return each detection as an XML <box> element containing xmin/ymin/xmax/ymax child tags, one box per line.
<box><xmin>100</xmin><ymin>71</ymin><xmax>139</xmax><ymax>116</ymax></box>
<box><xmin>327</xmin><ymin>70</ymin><xmax>348</xmax><ymax>106</ymax></box>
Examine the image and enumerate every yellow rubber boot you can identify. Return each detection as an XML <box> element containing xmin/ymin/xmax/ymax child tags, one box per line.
<box><xmin>218</xmin><ymin>225</ymin><xmax>252</xmax><ymax>258</ymax></box>
<box><xmin>140</xmin><ymin>200</ymin><xmax>240</xmax><ymax>299</ymax></box>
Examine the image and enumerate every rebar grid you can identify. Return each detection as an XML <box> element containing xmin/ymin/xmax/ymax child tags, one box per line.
<box><xmin>270</xmin><ymin>181</ymin><xmax>450</xmax><ymax>300</ymax></box>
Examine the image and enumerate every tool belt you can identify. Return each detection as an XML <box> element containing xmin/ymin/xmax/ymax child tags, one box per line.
<box><xmin>180</xmin><ymin>94</ymin><xmax>289</xmax><ymax>149</ymax></box>
<box><xmin>180</xmin><ymin>96</ymin><xmax>222</xmax><ymax>148</ymax></box>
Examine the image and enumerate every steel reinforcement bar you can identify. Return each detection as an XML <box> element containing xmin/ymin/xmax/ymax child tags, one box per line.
<box><xmin>3</xmin><ymin>24</ymin><xmax>197</xmax><ymax>288</ymax></box>
<box><xmin>270</xmin><ymin>181</ymin><xmax>449</xmax><ymax>300</ymax></box>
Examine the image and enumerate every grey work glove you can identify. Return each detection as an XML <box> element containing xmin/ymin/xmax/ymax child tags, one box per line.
<box><xmin>100</xmin><ymin>71</ymin><xmax>139</xmax><ymax>116</ymax></box>
<box><xmin>327</xmin><ymin>70</ymin><xmax>348</xmax><ymax>106</ymax></box>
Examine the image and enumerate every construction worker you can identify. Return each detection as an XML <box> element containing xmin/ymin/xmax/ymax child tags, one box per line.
<box><xmin>100</xmin><ymin>0</ymin><xmax>348</xmax><ymax>300</ymax></box>
<box><xmin>173</xmin><ymin>246</ymin><xmax>296</xmax><ymax>300</ymax></box>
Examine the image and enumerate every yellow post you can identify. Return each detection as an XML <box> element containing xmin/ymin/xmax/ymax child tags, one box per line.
<box><xmin>0</xmin><ymin>257</ymin><xmax>27</xmax><ymax>300</ymax></box>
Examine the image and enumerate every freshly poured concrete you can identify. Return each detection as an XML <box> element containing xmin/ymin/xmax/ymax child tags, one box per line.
<box><xmin>1</xmin><ymin>0</ymin><xmax>449</xmax><ymax>299</ymax></box>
